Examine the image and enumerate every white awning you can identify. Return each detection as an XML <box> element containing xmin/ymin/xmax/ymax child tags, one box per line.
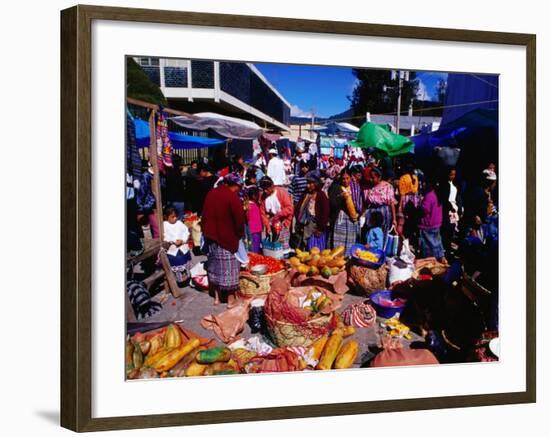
<box><xmin>169</xmin><ymin>112</ymin><xmax>265</xmax><ymax>140</ymax></box>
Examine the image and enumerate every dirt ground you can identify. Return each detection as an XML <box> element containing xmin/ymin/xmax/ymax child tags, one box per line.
<box><xmin>130</xmin><ymin>253</ymin><xmax>423</xmax><ymax>368</ymax></box>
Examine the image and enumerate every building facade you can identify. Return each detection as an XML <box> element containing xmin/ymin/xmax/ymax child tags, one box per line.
<box><xmin>134</xmin><ymin>57</ymin><xmax>291</xmax><ymax>132</ymax></box>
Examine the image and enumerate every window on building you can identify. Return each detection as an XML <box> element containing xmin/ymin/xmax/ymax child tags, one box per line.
<box><xmin>165</xmin><ymin>58</ymin><xmax>187</xmax><ymax>67</ymax></box>
<box><xmin>138</xmin><ymin>57</ymin><xmax>159</xmax><ymax>67</ymax></box>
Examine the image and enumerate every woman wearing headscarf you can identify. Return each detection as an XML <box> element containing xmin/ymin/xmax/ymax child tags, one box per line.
<box><xmin>202</xmin><ymin>173</ymin><xmax>246</xmax><ymax>306</ymax></box>
<box><xmin>259</xmin><ymin>176</ymin><xmax>294</xmax><ymax>255</ymax></box>
<box><xmin>328</xmin><ymin>168</ymin><xmax>360</xmax><ymax>256</ymax></box>
<box><xmin>363</xmin><ymin>166</ymin><xmax>397</xmax><ymax>242</ymax></box>
<box><xmin>294</xmin><ymin>175</ymin><xmax>330</xmax><ymax>250</ymax></box>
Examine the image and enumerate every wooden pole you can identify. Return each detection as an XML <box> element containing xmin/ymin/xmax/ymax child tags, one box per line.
<box><xmin>148</xmin><ymin>109</ymin><xmax>164</xmax><ymax>242</ymax></box>
<box><xmin>147</xmin><ymin>109</ymin><xmax>183</xmax><ymax>298</ymax></box>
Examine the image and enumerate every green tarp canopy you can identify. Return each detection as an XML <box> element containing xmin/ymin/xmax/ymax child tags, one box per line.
<box><xmin>351</xmin><ymin>122</ymin><xmax>414</xmax><ymax>157</ymax></box>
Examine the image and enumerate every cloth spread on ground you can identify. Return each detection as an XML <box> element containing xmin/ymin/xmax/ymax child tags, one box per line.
<box><xmin>201</xmin><ymin>300</ymin><xmax>251</xmax><ymax>344</ymax></box>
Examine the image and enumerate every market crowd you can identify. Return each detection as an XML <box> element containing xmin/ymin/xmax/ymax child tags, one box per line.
<box><xmin>127</xmin><ymin>142</ymin><xmax>498</xmax><ymax>307</ymax></box>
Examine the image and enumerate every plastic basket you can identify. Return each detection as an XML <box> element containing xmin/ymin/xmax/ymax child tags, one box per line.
<box><xmin>350</xmin><ymin>244</ymin><xmax>385</xmax><ymax>269</ymax></box>
<box><xmin>370</xmin><ymin>290</ymin><xmax>407</xmax><ymax>319</ymax></box>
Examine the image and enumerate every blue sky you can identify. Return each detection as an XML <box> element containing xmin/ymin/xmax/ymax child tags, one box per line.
<box><xmin>255</xmin><ymin>63</ymin><xmax>447</xmax><ymax>118</ymax></box>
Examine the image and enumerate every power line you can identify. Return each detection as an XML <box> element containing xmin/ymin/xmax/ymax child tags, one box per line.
<box><xmin>292</xmin><ymin>99</ymin><xmax>499</xmax><ymax>126</ymax></box>
<box><xmin>469</xmin><ymin>74</ymin><xmax>499</xmax><ymax>89</ymax></box>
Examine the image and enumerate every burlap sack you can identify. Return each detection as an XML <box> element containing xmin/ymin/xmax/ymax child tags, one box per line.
<box><xmin>370</xmin><ymin>348</ymin><xmax>439</xmax><ymax>367</ymax></box>
<box><xmin>348</xmin><ymin>264</ymin><xmax>388</xmax><ymax>296</ymax></box>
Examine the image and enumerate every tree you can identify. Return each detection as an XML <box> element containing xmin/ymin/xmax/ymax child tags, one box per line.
<box><xmin>436</xmin><ymin>79</ymin><xmax>447</xmax><ymax>104</ymax></box>
<box><xmin>126</xmin><ymin>57</ymin><xmax>167</xmax><ymax>106</ymax></box>
<box><xmin>348</xmin><ymin>69</ymin><xmax>419</xmax><ymax>118</ymax></box>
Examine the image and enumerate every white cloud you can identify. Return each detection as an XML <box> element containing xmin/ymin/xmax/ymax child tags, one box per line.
<box><xmin>416</xmin><ymin>79</ymin><xmax>433</xmax><ymax>101</ymax></box>
<box><xmin>290</xmin><ymin>104</ymin><xmax>314</xmax><ymax>118</ymax></box>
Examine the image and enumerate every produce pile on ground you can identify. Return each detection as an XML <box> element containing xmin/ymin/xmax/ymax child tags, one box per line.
<box><xmin>288</xmin><ymin>246</ymin><xmax>347</xmax><ymax>278</ymax></box>
<box><xmin>247</xmin><ymin>252</ymin><xmax>285</xmax><ymax>274</ymax></box>
<box><xmin>126</xmin><ymin>318</ymin><xmax>363</xmax><ymax>379</ymax></box>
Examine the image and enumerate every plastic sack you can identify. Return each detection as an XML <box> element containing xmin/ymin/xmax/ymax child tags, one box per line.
<box><xmin>400</xmin><ymin>239</ymin><xmax>415</xmax><ymax>265</ymax></box>
<box><xmin>388</xmin><ymin>257</ymin><xmax>415</xmax><ymax>286</ymax></box>
<box><xmin>370</xmin><ymin>348</ymin><xmax>439</xmax><ymax>367</ymax></box>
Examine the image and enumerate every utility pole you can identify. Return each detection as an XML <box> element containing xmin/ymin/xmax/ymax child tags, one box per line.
<box><xmin>396</xmin><ymin>75</ymin><xmax>402</xmax><ymax>134</ymax></box>
<box><xmin>390</xmin><ymin>70</ymin><xmax>409</xmax><ymax>134</ymax></box>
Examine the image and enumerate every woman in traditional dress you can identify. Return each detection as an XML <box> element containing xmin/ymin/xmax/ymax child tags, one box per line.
<box><xmin>328</xmin><ymin>168</ymin><xmax>360</xmax><ymax>256</ymax></box>
<box><xmin>418</xmin><ymin>178</ymin><xmax>447</xmax><ymax>264</ymax></box>
<box><xmin>397</xmin><ymin>161</ymin><xmax>421</xmax><ymax>240</ymax></box>
<box><xmin>294</xmin><ymin>174</ymin><xmax>330</xmax><ymax>250</ymax></box>
<box><xmin>363</xmin><ymin>166</ymin><xmax>397</xmax><ymax>243</ymax></box>
<box><xmin>201</xmin><ymin>173</ymin><xmax>246</xmax><ymax>306</ymax></box>
<box><xmin>259</xmin><ymin>176</ymin><xmax>294</xmax><ymax>256</ymax></box>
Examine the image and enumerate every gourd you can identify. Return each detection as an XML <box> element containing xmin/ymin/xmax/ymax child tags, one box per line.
<box><xmin>342</xmin><ymin>325</ymin><xmax>356</xmax><ymax>337</ymax></box>
<box><xmin>153</xmin><ymin>339</ymin><xmax>201</xmax><ymax>372</ymax></box>
<box><xmin>165</xmin><ymin>324</ymin><xmax>182</xmax><ymax>348</ymax></box>
<box><xmin>334</xmin><ymin>340</ymin><xmax>359</xmax><ymax>369</ymax></box>
<box><xmin>310</xmin><ymin>335</ymin><xmax>329</xmax><ymax>361</ymax></box>
<box><xmin>132</xmin><ymin>343</ymin><xmax>144</xmax><ymax>369</ymax></box>
<box><xmin>184</xmin><ymin>361</ymin><xmax>208</xmax><ymax>377</ymax></box>
<box><xmin>196</xmin><ymin>346</ymin><xmax>232</xmax><ymax>364</ymax></box>
<box><xmin>341</xmin><ymin>188</ymin><xmax>358</xmax><ymax>221</ymax></box>
<box><xmin>316</xmin><ymin>331</ymin><xmax>343</xmax><ymax>370</ymax></box>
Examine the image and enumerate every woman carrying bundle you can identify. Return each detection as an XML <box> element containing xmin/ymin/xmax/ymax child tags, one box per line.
<box><xmin>328</xmin><ymin>168</ymin><xmax>360</xmax><ymax>256</ymax></box>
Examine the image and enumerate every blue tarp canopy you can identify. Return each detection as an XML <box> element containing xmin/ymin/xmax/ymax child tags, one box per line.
<box><xmin>313</xmin><ymin>122</ymin><xmax>359</xmax><ymax>136</ymax></box>
<box><xmin>410</xmin><ymin>108</ymin><xmax>498</xmax><ymax>179</ymax></box>
<box><xmin>410</xmin><ymin>108</ymin><xmax>498</xmax><ymax>156</ymax></box>
<box><xmin>134</xmin><ymin>118</ymin><xmax>225</xmax><ymax>149</ymax></box>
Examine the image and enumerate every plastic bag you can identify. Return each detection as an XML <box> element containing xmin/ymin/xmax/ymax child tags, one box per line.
<box><xmin>400</xmin><ymin>239</ymin><xmax>415</xmax><ymax>265</ymax></box>
<box><xmin>384</xmin><ymin>226</ymin><xmax>400</xmax><ymax>257</ymax></box>
<box><xmin>388</xmin><ymin>257</ymin><xmax>415</xmax><ymax>286</ymax></box>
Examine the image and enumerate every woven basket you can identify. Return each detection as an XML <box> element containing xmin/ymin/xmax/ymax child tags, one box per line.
<box><xmin>238</xmin><ymin>270</ymin><xmax>285</xmax><ymax>298</ymax></box>
<box><xmin>265</xmin><ymin>311</ymin><xmax>334</xmax><ymax>348</ymax></box>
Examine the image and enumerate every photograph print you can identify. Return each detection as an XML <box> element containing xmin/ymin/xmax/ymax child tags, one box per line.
<box><xmin>125</xmin><ymin>56</ymin><xmax>499</xmax><ymax>380</ymax></box>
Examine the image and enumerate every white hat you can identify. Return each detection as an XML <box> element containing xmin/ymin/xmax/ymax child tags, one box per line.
<box><xmin>269</xmin><ymin>148</ymin><xmax>278</xmax><ymax>154</ymax></box>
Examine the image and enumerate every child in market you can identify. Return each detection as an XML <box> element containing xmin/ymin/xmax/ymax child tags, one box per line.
<box><xmin>163</xmin><ymin>206</ymin><xmax>192</xmax><ymax>287</ymax></box>
<box><xmin>246</xmin><ymin>186</ymin><xmax>263</xmax><ymax>254</ymax></box>
<box><xmin>366</xmin><ymin>210</ymin><xmax>385</xmax><ymax>251</ymax></box>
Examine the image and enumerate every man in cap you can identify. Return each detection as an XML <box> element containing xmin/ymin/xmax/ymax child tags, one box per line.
<box><xmin>266</xmin><ymin>146</ymin><xmax>286</xmax><ymax>186</ymax></box>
